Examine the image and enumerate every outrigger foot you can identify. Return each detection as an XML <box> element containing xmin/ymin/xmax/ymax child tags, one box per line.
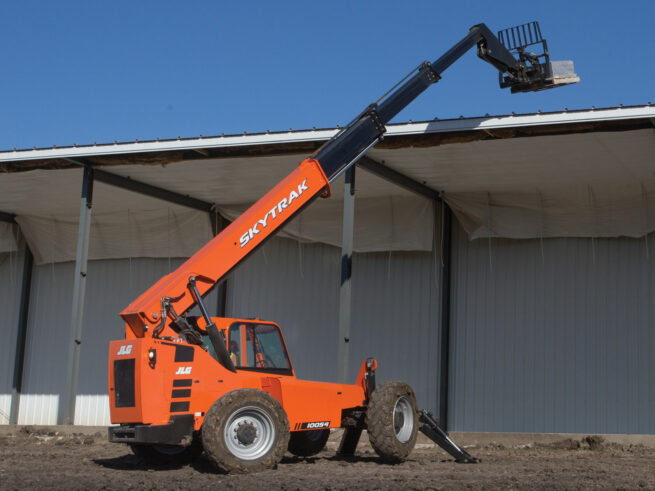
<box><xmin>419</xmin><ymin>410</ymin><xmax>479</xmax><ymax>463</ymax></box>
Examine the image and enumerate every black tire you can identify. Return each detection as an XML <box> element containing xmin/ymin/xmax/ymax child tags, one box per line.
<box><xmin>288</xmin><ymin>429</ymin><xmax>330</xmax><ymax>457</ymax></box>
<box><xmin>202</xmin><ymin>389</ymin><xmax>290</xmax><ymax>474</ymax></box>
<box><xmin>130</xmin><ymin>436</ymin><xmax>203</xmax><ymax>466</ymax></box>
<box><xmin>366</xmin><ymin>381</ymin><xmax>418</xmax><ymax>463</ymax></box>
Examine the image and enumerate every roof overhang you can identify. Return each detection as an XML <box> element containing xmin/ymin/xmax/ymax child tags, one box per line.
<box><xmin>2</xmin><ymin>104</ymin><xmax>655</xmax><ymax>263</ymax></box>
<box><xmin>1</xmin><ymin>104</ymin><xmax>652</xmax><ymax>169</ymax></box>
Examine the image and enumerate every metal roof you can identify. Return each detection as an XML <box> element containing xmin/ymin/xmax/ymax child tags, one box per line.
<box><xmin>2</xmin><ymin>102</ymin><xmax>655</xmax><ymax>262</ymax></box>
<box><xmin>1</xmin><ymin>104</ymin><xmax>653</xmax><ymax>163</ymax></box>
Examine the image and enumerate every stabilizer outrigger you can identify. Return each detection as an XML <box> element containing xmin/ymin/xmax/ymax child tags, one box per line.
<box><xmin>419</xmin><ymin>410</ymin><xmax>479</xmax><ymax>463</ymax></box>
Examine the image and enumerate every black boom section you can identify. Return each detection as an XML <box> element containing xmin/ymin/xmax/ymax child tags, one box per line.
<box><xmin>311</xmin><ymin>23</ymin><xmax>565</xmax><ymax>183</ymax></box>
<box><xmin>311</xmin><ymin>25</ymin><xmax>506</xmax><ymax>182</ymax></box>
<box><xmin>312</xmin><ymin>116</ymin><xmax>382</xmax><ymax>180</ymax></box>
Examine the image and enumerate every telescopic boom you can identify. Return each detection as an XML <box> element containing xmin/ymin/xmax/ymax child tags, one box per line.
<box><xmin>120</xmin><ymin>22</ymin><xmax>577</xmax><ymax>344</ymax></box>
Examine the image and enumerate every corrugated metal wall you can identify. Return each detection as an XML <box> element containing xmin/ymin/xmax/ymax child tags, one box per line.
<box><xmin>16</xmin><ymin>257</ymin><xmax>193</xmax><ymax>425</ymax></box>
<box><xmin>0</xmin><ymin>244</ymin><xmax>24</xmax><ymax>424</ymax></box>
<box><xmin>6</xmin><ymin>216</ymin><xmax>654</xmax><ymax>434</ymax></box>
<box><xmin>350</xmin><ymin>248</ymin><xmax>441</xmax><ymax>413</ymax></box>
<box><xmin>17</xmin><ymin>261</ymin><xmax>71</xmax><ymax>424</ymax></box>
<box><xmin>227</xmin><ymin>238</ymin><xmax>342</xmax><ymax>382</ymax></box>
<box><xmin>227</xmin><ymin>236</ymin><xmax>442</xmax><ymax>413</ymax></box>
<box><xmin>7</xmin><ymin>234</ymin><xmax>440</xmax><ymax>425</ymax></box>
<box><xmin>449</xmin><ymin>222</ymin><xmax>655</xmax><ymax>434</ymax></box>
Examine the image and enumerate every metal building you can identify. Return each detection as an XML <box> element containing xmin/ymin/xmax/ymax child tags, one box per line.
<box><xmin>1</xmin><ymin>104</ymin><xmax>654</xmax><ymax>434</ymax></box>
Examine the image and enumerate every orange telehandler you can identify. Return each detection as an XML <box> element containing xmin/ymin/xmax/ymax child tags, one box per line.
<box><xmin>108</xmin><ymin>22</ymin><xmax>577</xmax><ymax>473</ymax></box>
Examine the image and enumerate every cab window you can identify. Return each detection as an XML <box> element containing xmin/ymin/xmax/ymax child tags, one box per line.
<box><xmin>228</xmin><ymin>323</ymin><xmax>292</xmax><ymax>375</ymax></box>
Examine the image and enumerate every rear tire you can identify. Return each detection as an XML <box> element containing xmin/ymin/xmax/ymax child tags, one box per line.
<box><xmin>202</xmin><ymin>389</ymin><xmax>290</xmax><ymax>474</ymax></box>
<box><xmin>366</xmin><ymin>381</ymin><xmax>418</xmax><ymax>462</ymax></box>
<box><xmin>288</xmin><ymin>429</ymin><xmax>330</xmax><ymax>457</ymax></box>
<box><xmin>130</xmin><ymin>437</ymin><xmax>202</xmax><ymax>466</ymax></box>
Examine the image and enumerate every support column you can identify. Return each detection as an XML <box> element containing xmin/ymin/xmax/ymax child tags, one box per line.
<box><xmin>61</xmin><ymin>167</ymin><xmax>94</xmax><ymax>425</ymax></box>
<box><xmin>9</xmin><ymin>238</ymin><xmax>34</xmax><ymax>424</ymax></box>
<box><xmin>438</xmin><ymin>203</ymin><xmax>453</xmax><ymax>430</ymax></box>
<box><xmin>210</xmin><ymin>211</ymin><xmax>229</xmax><ymax>317</ymax></box>
<box><xmin>337</xmin><ymin>167</ymin><xmax>356</xmax><ymax>383</ymax></box>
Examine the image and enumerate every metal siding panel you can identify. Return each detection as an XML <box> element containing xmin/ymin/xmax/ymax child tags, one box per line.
<box><xmin>19</xmin><ymin>257</ymin><xmax>188</xmax><ymax>425</ymax></box>
<box><xmin>449</xmin><ymin>227</ymin><xmax>464</xmax><ymax>429</ymax></box>
<box><xmin>74</xmin><ymin>395</ymin><xmax>110</xmax><ymax>426</ymax></box>
<box><xmin>227</xmin><ymin>237</ymin><xmax>341</xmax><ymax>383</ymax></box>
<box><xmin>0</xmin><ymin>249</ymin><xmax>23</xmax><ymax>424</ymax></box>
<box><xmin>350</xmin><ymin>250</ymin><xmax>440</xmax><ymax>413</ymax></box>
<box><xmin>450</xmin><ymin>222</ymin><xmax>655</xmax><ymax>434</ymax></box>
<box><xmin>18</xmin><ymin>394</ymin><xmax>59</xmax><ymax>425</ymax></box>
<box><xmin>20</xmin><ymin>262</ymin><xmax>73</xmax><ymax>424</ymax></box>
<box><xmin>652</xmin><ymin>242</ymin><xmax>655</xmax><ymax>432</ymax></box>
<box><xmin>75</xmin><ymin>257</ymin><xmax>187</xmax><ymax>426</ymax></box>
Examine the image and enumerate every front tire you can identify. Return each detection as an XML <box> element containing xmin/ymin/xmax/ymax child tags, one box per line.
<box><xmin>202</xmin><ymin>389</ymin><xmax>290</xmax><ymax>474</ymax></box>
<box><xmin>288</xmin><ymin>429</ymin><xmax>330</xmax><ymax>457</ymax></box>
<box><xmin>366</xmin><ymin>381</ymin><xmax>418</xmax><ymax>462</ymax></box>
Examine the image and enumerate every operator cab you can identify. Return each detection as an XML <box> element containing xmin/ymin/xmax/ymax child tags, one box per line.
<box><xmin>228</xmin><ymin>322</ymin><xmax>293</xmax><ymax>375</ymax></box>
<box><xmin>201</xmin><ymin>319</ymin><xmax>293</xmax><ymax>376</ymax></box>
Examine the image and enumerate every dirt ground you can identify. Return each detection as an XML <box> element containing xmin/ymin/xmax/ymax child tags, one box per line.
<box><xmin>1</xmin><ymin>427</ymin><xmax>654</xmax><ymax>490</ymax></box>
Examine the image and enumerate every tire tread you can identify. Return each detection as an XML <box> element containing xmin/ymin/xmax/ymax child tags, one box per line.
<box><xmin>202</xmin><ymin>389</ymin><xmax>290</xmax><ymax>474</ymax></box>
<box><xmin>365</xmin><ymin>381</ymin><xmax>418</xmax><ymax>463</ymax></box>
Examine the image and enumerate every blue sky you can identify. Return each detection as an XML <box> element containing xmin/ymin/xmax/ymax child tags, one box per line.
<box><xmin>1</xmin><ymin>0</ymin><xmax>653</xmax><ymax>150</ymax></box>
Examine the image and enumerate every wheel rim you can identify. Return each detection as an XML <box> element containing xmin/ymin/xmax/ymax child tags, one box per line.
<box><xmin>224</xmin><ymin>405</ymin><xmax>276</xmax><ymax>460</ymax></box>
<box><xmin>393</xmin><ymin>396</ymin><xmax>414</xmax><ymax>443</ymax></box>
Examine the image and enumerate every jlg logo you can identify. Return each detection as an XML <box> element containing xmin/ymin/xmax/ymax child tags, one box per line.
<box><xmin>175</xmin><ymin>366</ymin><xmax>192</xmax><ymax>375</ymax></box>
<box><xmin>239</xmin><ymin>179</ymin><xmax>309</xmax><ymax>248</ymax></box>
<box><xmin>117</xmin><ymin>345</ymin><xmax>133</xmax><ymax>356</ymax></box>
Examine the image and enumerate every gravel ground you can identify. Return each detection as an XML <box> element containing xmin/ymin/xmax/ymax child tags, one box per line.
<box><xmin>1</xmin><ymin>427</ymin><xmax>654</xmax><ymax>490</ymax></box>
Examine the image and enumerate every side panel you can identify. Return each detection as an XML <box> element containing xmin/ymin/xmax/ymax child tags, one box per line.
<box><xmin>450</xmin><ymin>223</ymin><xmax>655</xmax><ymax>434</ymax></box>
<box><xmin>0</xmin><ymin>249</ymin><xmax>24</xmax><ymax>424</ymax></box>
<box><xmin>18</xmin><ymin>262</ymin><xmax>72</xmax><ymax>424</ymax></box>
<box><xmin>349</xmin><ymin>248</ymin><xmax>441</xmax><ymax>414</ymax></box>
<box><xmin>280</xmin><ymin>378</ymin><xmax>364</xmax><ymax>429</ymax></box>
